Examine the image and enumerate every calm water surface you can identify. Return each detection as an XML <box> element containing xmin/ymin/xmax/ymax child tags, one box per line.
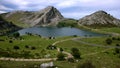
<box><xmin>18</xmin><ymin>27</ymin><xmax>106</xmax><ymax>37</ymax></box>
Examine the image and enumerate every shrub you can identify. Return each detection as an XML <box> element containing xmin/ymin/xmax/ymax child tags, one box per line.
<box><xmin>115</xmin><ymin>48</ymin><xmax>120</xmax><ymax>54</ymax></box>
<box><xmin>117</xmin><ymin>37</ymin><xmax>120</xmax><ymax>41</ymax></box>
<box><xmin>116</xmin><ymin>44</ymin><xmax>120</xmax><ymax>46</ymax></box>
<box><xmin>25</xmin><ymin>45</ymin><xmax>29</xmax><ymax>48</ymax></box>
<box><xmin>71</xmin><ymin>48</ymin><xmax>81</xmax><ymax>59</ymax></box>
<box><xmin>77</xmin><ymin>61</ymin><xmax>95</xmax><ymax>68</ymax></box>
<box><xmin>0</xmin><ymin>39</ymin><xmax>5</xmax><ymax>41</ymax></box>
<box><xmin>13</xmin><ymin>46</ymin><xmax>20</xmax><ymax>50</ymax></box>
<box><xmin>31</xmin><ymin>46</ymin><xmax>36</xmax><ymax>50</ymax></box>
<box><xmin>9</xmin><ymin>40</ymin><xmax>13</xmax><ymax>43</ymax></box>
<box><xmin>67</xmin><ymin>58</ymin><xmax>75</xmax><ymax>63</ymax></box>
<box><xmin>46</xmin><ymin>45</ymin><xmax>56</xmax><ymax>50</ymax></box>
<box><xmin>112</xmin><ymin>37</ymin><xmax>116</xmax><ymax>40</ymax></box>
<box><xmin>73</xmin><ymin>35</ymin><xmax>77</xmax><ymax>37</ymax></box>
<box><xmin>13</xmin><ymin>32</ymin><xmax>20</xmax><ymax>38</ymax></box>
<box><xmin>60</xmin><ymin>48</ymin><xmax>63</xmax><ymax>52</ymax></box>
<box><xmin>57</xmin><ymin>53</ymin><xmax>65</xmax><ymax>61</ymax></box>
<box><xmin>105</xmin><ymin>38</ymin><xmax>112</xmax><ymax>45</ymax></box>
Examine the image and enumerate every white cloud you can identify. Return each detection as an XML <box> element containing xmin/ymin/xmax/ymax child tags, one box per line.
<box><xmin>0</xmin><ymin>5</ymin><xmax>13</xmax><ymax>10</ymax></box>
<box><xmin>0</xmin><ymin>11</ymin><xmax>6</xmax><ymax>13</ymax></box>
<box><xmin>0</xmin><ymin>0</ymin><xmax>120</xmax><ymax>19</ymax></box>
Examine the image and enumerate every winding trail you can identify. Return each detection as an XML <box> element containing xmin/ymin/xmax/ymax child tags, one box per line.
<box><xmin>0</xmin><ymin>37</ymin><xmax>119</xmax><ymax>61</ymax></box>
<box><xmin>0</xmin><ymin>37</ymin><xmax>79</xmax><ymax>61</ymax></box>
<box><xmin>72</xmin><ymin>37</ymin><xmax>120</xmax><ymax>49</ymax></box>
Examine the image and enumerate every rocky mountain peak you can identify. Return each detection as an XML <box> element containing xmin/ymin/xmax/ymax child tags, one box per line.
<box><xmin>2</xmin><ymin>6</ymin><xmax>64</xmax><ymax>27</ymax></box>
<box><xmin>78</xmin><ymin>10</ymin><xmax>120</xmax><ymax>27</ymax></box>
<box><xmin>94</xmin><ymin>10</ymin><xmax>107</xmax><ymax>14</ymax></box>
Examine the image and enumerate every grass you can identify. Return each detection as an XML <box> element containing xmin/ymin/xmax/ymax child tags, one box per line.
<box><xmin>56</xmin><ymin>39</ymin><xmax>120</xmax><ymax>68</ymax></box>
<box><xmin>0</xmin><ymin>35</ymin><xmax>120</xmax><ymax>68</ymax></box>
<box><xmin>81</xmin><ymin>37</ymin><xmax>120</xmax><ymax>46</ymax></box>
<box><xmin>2</xmin><ymin>13</ymin><xmax>30</xmax><ymax>28</ymax></box>
<box><xmin>0</xmin><ymin>35</ymin><xmax>75</xmax><ymax>58</ymax></box>
<box><xmin>98</xmin><ymin>27</ymin><xmax>120</xmax><ymax>34</ymax></box>
<box><xmin>0</xmin><ymin>39</ymin><xmax>120</xmax><ymax>68</ymax></box>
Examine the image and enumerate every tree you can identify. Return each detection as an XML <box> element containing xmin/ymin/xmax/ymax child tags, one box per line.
<box><xmin>105</xmin><ymin>38</ymin><xmax>112</xmax><ymax>45</ymax></box>
<box><xmin>13</xmin><ymin>46</ymin><xmax>20</xmax><ymax>50</ymax></box>
<box><xmin>13</xmin><ymin>32</ymin><xmax>20</xmax><ymax>38</ymax></box>
<box><xmin>31</xmin><ymin>46</ymin><xmax>36</xmax><ymax>50</ymax></box>
<box><xmin>25</xmin><ymin>45</ymin><xmax>29</xmax><ymax>48</ymax></box>
<box><xmin>57</xmin><ymin>53</ymin><xmax>65</xmax><ymax>61</ymax></box>
<box><xmin>116</xmin><ymin>44</ymin><xmax>120</xmax><ymax>46</ymax></box>
<box><xmin>115</xmin><ymin>48</ymin><xmax>120</xmax><ymax>54</ymax></box>
<box><xmin>9</xmin><ymin>40</ymin><xmax>13</xmax><ymax>43</ymax></box>
<box><xmin>71</xmin><ymin>48</ymin><xmax>81</xmax><ymax>59</ymax></box>
<box><xmin>77</xmin><ymin>61</ymin><xmax>95</xmax><ymax>68</ymax></box>
<box><xmin>60</xmin><ymin>48</ymin><xmax>63</xmax><ymax>52</ymax></box>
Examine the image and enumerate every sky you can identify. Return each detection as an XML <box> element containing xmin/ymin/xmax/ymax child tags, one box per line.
<box><xmin>0</xmin><ymin>0</ymin><xmax>120</xmax><ymax>19</ymax></box>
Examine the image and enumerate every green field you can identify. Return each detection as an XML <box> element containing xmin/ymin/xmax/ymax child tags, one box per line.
<box><xmin>98</xmin><ymin>27</ymin><xmax>120</xmax><ymax>34</ymax></box>
<box><xmin>0</xmin><ymin>34</ymin><xmax>120</xmax><ymax>68</ymax></box>
<box><xmin>55</xmin><ymin>39</ymin><xmax>120</xmax><ymax>68</ymax></box>
<box><xmin>0</xmin><ymin>35</ymin><xmax>75</xmax><ymax>58</ymax></box>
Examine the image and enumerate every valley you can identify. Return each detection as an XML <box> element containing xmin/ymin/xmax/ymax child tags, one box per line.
<box><xmin>0</xmin><ymin>6</ymin><xmax>120</xmax><ymax>68</ymax></box>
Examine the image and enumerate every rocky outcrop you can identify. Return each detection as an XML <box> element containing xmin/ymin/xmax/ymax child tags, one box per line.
<box><xmin>78</xmin><ymin>10</ymin><xmax>120</xmax><ymax>27</ymax></box>
<box><xmin>1</xmin><ymin>6</ymin><xmax>64</xmax><ymax>27</ymax></box>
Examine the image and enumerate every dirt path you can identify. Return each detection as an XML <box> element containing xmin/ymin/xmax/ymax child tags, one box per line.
<box><xmin>0</xmin><ymin>37</ymin><xmax>79</xmax><ymax>61</ymax></box>
<box><xmin>81</xmin><ymin>48</ymin><xmax>112</xmax><ymax>57</ymax></box>
<box><xmin>72</xmin><ymin>37</ymin><xmax>120</xmax><ymax>49</ymax></box>
<box><xmin>1</xmin><ymin>37</ymin><xmax>117</xmax><ymax>61</ymax></box>
<box><xmin>0</xmin><ymin>57</ymin><xmax>57</xmax><ymax>61</ymax></box>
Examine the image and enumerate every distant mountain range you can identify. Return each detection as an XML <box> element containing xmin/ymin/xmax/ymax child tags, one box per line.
<box><xmin>0</xmin><ymin>6</ymin><xmax>120</xmax><ymax>28</ymax></box>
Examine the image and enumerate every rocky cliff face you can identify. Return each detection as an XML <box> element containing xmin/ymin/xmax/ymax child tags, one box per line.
<box><xmin>1</xmin><ymin>6</ymin><xmax>64</xmax><ymax>27</ymax></box>
<box><xmin>78</xmin><ymin>10</ymin><xmax>120</xmax><ymax>27</ymax></box>
<box><xmin>0</xmin><ymin>16</ymin><xmax>20</xmax><ymax>35</ymax></box>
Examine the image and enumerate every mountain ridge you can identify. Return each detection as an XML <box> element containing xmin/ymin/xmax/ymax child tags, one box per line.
<box><xmin>1</xmin><ymin>6</ymin><xmax>64</xmax><ymax>27</ymax></box>
<box><xmin>1</xmin><ymin>6</ymin><xmax>120</xmax><ymax>28</ymax></box>
<box><xmin>78</xmin><ymin>10</ymin><xmax>120</xmax><ymax>27</ymax></box>
<box><xmin>0</xmin><ymin>16</ymin><xmax>21</xmax><ymax>35</ymax></box>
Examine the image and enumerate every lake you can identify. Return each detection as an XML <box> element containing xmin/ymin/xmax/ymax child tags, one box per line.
<box><xmin>18</xmin><ymin>27</ymin><xmax>106</xmax><ymax>37</ymax></box>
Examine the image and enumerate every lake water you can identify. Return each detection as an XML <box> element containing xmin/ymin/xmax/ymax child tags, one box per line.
<box><xmin>18</xmin><ymin>27</ymin><xmax>106</xmax><ymax>37</ymax></box>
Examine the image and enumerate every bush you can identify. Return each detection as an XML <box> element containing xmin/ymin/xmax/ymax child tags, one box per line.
<box><xmin>57</xmin><ymin>53</ymin><xmax>65</xmax><ymax>61</ymax></box>
<box><xmin>9</xmin><ymin>40</ymin><xmax>13</xmax><ymax>43</ymax></box>
<box><xmin>46</xmin><ymin>45</ymin><xmax>56</xmax><ymax>50</ymax></box>
<box><xmin>25</xmin><ymin>45</ymin><xmax>29</xmax><ymax>48</ymax></box>
<box><xmin>77</xmin><ymin>61</ymin><xmax>95</xmax><ymax>68</ymax></box>
<box><xmin>117</xmin><ymin>37</ymin><xmax>120</xmax><ymax>41</ymax></box>
<box><xmin>67</xmin><ymin>58</ymin><xmax>75</xmax><ymax>63</ymax></box>
<box><xmin>73</xmin><ymin>35</ymin><xmax>77</xmax><ymax>37</ymax></box>
<box><xmin>13</xmin><ymin>46</ymin><xmax>20</xmax><ymax>50</ymax></box>
<box><xmin>60</xmin><ymin>48</ymin><xmax>63</xmax><ymax>52</ymax></box>
<box><xmin>116</xmin><ymin>44</ymin><xmax>120</xmax><ymax>46</ymax></box>
<box><xmin>31</xmin><ymin>46</ymin><xmax>36</xmax><ymax>50</ymax></box>
<box><xmin>13</xmin><ymin>32</ymin><xmax>20</xmax><ymax>38</ymax></box>
<box><xmin>115</xmin><ymin>48</ymin><xmax>120</xmax><ymax>54</ymax></box>
<box><xmin>105</xmin><ymin>38</ymin><xmax>112</xmax><ymax>45</ymax></box>
<box><xmin>71</xmin><ymin>48</ymin><xmax>81</xmax><ymax>59</ymax></box>
<box><xmin>112</xmin><ymin>37</ymin><xmax>116</xmax><ymax>40</ymax></box>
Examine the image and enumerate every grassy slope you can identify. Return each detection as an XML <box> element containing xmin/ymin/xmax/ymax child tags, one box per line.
<box><xmin>98</xmin><ymin>27</ymin><xmax>120</xmax><ymax>34</ymax></box>
<box><xmin>81</xmin><ymin>37</ymin><xmax>120</xmax><ymax>46</ymax></box>
<box><xmin>0</xmin><ymin>35</ymin><xmax>75</xmax><ymax>58</ymax></box>
<box><xmin>0</xmin><ymin>37</ymin><xmax>120</xmax><ymax>68</ymax></box>
<box><xmin>56</xmin><ymin>39</ymin><xmax>120</xmax><ymax>68</ymax></box>
<box><xmin>1</xmin><ymin>13</ymin><xmax>30</xmax><ymax>28</ymax></box>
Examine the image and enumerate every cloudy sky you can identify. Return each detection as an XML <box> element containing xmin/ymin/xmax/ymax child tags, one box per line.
<box><xmin>0</xmin><ymin>0</ymin><xmax>120</xmax><ymax>19</ymax></box>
